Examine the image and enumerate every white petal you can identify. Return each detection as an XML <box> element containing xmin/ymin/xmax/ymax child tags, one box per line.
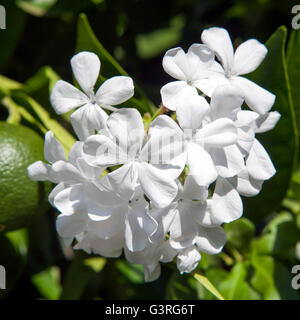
<box><xmin>194</xmin><ymin>199</ymin><xmax>220</xmax><ymax>227</ymax></box>
<box><xmin>211</xmin><ymin>177</ymin><xmax>243</xmax><ymax>224</ymax></box>
<box><xmin>176</xmin><ymin>93</ymin><xmax>209</xmax><ymax>130</ymax></box>
<box><xmin>246</xmin><ymin>139</ymin><xmax>276</xmax><ymax>180</ymax></box>
<box><xmin>187</xmin><ymin>143</ymin><xmax>217</xmax><ymax>186</ymax></box>
<box><xmin>193</xmin><ymin>65</ymin><xmax>228</xmax><ymax>97</ymax></box>
<box><xmin>96</xmin><ymin>76</ymin><xmax>134</xmax><ymax>106</ymax></box>
<box><xmin>70</xmin><ymin>104</ymin><xmax>108</xmax><ymax>141</ymax></box>
<box><xmin>187</xmin><ymin>44</ymin><xmax>215</xmax><ymax>72</ymax></box>
<box><xmin>71</xmin><ymin>51</ymin><xmax>100</xmax><ymax>96</ymax></box>
<box><xmin>107</xmin><ymin>162</ymin><xmax>137</xmax><ymax>201</ymax></box>
<box><xmin>183</xmin><ymin>175</ymin><xmax>208</xmax><ymax>201</ymax></box>
<box><xmin>56</xmin><ymin>212</ymin><xmax>88</xmax><ymax>240</ymax></box>
<box><xmin>210</xmin><ymin>84</ymin><xmax>244</xmax><ymax>120</ymax></box>
<box><xmin>232</xmin><ymin>76</ymin><xmax>276</xmax><ymax>114</ymax></box>
<box><xmin>254</xmin><ymin>111</ymin><xmax>281</xmax><ymax>133</ymax></box>
<box><xmin>48</xmin><ymin>182</ymin><xmax>65</xmax><ymax>207</ymax></box>
<box><xmin>160</xmin><ymin>80</ymin><xmax>197</xmax><ymax>111</ymax></box>
<box><xmin>67</xmin><ymin>142</ymin><xmax>83</xmax><ymax>166</ymax></box>
<box><xmin>232</xmin><ymin>39</ymin><xmax>267</xmax><ymax>76</ymax></box>
<box><xmin>162</xmin><ymin>47</ymin><xmax>189</xmax><ymax>81</ymax></box>
<box><xmin>177</xmin><ymin>247</ymin><xmax>201</xmax><ymax>274</ymax></box>
<box><xmin>107</xmin><ymin>108</ymin><xmax>144</xmax><ymax>155</ymax></box>
<box><xmin>201</xmin><ymin>27</ymin><xmax>234</xmax><ymax>75</ymax></box>
<box><xmin>125</xmin><ymin>213</ymin><xmax>147</xmax><ymax>252</ymax></box>
<box><xmin>232</xmin><ymin>170</ymin><xmax>264</xmax><ymax>197</ymax></box>
<box><xmin>209</xmin><ymin>145</ymin><xmax>245</xmax><ymax>178</ymax></box>
<box><xmin>194</xmin><ymin>118</ymin><xmax>237</xmax><ymax>147</ymax></box>
<box><xmin>138</xmin><ymin>162</ymin><xmax>178</xmax><ymax>208</ymax></box>
<box><xmin>44</xmin><ymin>131</ymin><xmax>66</xmax><ymax>163</ymax></box>
<box><xmin>54</xmin><ymin>184</ymin><xmax>84</xmax><ymax>215</ymax></box>
<box><xmin>27</xmin><ymin>161</ymin><xmax>51</xmax><ymax>181</ymax></box>
<box><xmin>236</xmin><ymin>110</ymin><xmax>259</xmax><ymax>127</ymax></box>
<box><xmin>148</xmin><ymin>114</ymin><xmax>182</xmax><ymax>138</ymax></box>
<box><xmin>144</xmin><ymin>263</ymin><xmax>161</xmax><ymax>282</ymax></box>
<box><xmin>195</xmin><ymin>225</ymin><xmax>227</xmax><ymax>254</ymax></box>
<box><xmin>76</xmin><ymin>158</ymin><xmax>104</xmax><ymax>180</ymax></box>
<box><xmin>83</xmin><ymin>134</ymin><xmax>127</xmax><ymax>166</ymax></box>
<box><xmin>50</xmin><ymin>80</ymin><xmax>89</xmax><ymax>114</ymax></box>
<box><xmin>51</xmin><ymin>160</ymin><xmax>83</xmax><ymax>184</ymax></box>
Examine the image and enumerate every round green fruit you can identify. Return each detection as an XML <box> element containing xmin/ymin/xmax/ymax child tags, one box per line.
<box><xmin>0</xmin><ymin>122</ymin><xmax>51</xmax><ymax>232</ymax></box>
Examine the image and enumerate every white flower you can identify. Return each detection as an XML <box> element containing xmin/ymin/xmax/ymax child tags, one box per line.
<box><xmin>82</xmin><ymin>108</ymin><xmax>183</xmax><ymax>208</ymax></box>
<box><xmin>198</xmin><ymin>27</ymin><xmax>276</xmax><ymax>114</ymax></box>
<box><xmin>50</xmin><ymin>51</ymin><xmax>134</xmax><ymax>140</ymax></box>
<box><xmin>160</xmin><ymin>44</ymin><xmax>215</xmax><ymax>111</ymax></box>
<box><xmin>150</xmin><ymin>93</ymin><xmax>238</xmax><ymax>186</ymax></box>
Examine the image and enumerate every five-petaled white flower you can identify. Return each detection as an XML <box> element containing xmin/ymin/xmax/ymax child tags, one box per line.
<box><xmin>50</xmin><ymin>51</ymin><xmax>134</xmax><ymax>140</ymax></box>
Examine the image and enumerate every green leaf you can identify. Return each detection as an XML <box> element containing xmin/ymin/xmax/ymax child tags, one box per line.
<box><xmin>244</xmin><ymin>26</ymin><xmax>298</xmax><ymax>223</ymax></box>
<box><xmin>223</xmin><ymin>218</ymin><xmax>255</xmax><ymax>253</ymax></box>
<box><xmin>251</xmin><ymin>211</ymin><xmax>300</xmax><ymax>259</ymax></box>
<box><xmin>115</xmin><ymin>260</ymin><xmax>144</xmax><ymax>284</ymax></box>
<box><xmin>12</xmin><ymin>92</ymin><xmax>75</xmax><ymax>153</ymax></box>
<box><xmin>287</xmin><ymin>29</ymin><xmax>300</xmax><ymax>168</ymax></box>
<box><xmin>218</xmin><ymin>262</ymin><xmax>261</xmax><ymax>300</ymax></box>
<box><xmin>31</xmin><ymin>266</ymin><xmax>62</xmax><ymax>300</ymax></box>
<box><xmin>76</xmin><ymin>13</ymin><xmax>156</xmax><ymax>114</ymax></box>
<box><xmin>203</xmin><ymin>268</ymin><xmax>229</xmax><ymax>300</ymax></box>
<box><xmin>166</xmin><ymin>271</ymin><xmax>198</xmax><ymax>300</ymax></box>
<box><xmin>136</xmin><ymin>15</ymin><xmax>185</xmax><ymax>59</ymax></box>
<box><xmin>194</xmin><ymin>272</ymin><xmax>225</xmax><ymax>300</ymax></box>
<box><xmin>17</xmin><ymin>0</ymin><xmax>57</xmax><ymax>17</ymax></box>
<box><xmin>250</xmin><ymin>255</ymin><xmax>299</xmax><ymax>300</ymax></box>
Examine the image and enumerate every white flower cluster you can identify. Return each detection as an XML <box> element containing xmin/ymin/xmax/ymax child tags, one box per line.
<box><xmin>28</xmin><ymin>27</ymin><xmax>280</xmax><ymax>282</ymax></box>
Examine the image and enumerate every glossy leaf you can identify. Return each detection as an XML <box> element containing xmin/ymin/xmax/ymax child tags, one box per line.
<box><xmin>31</xmin><ymin>266</ymin><xmax>62</xmax><ymax>300</ymax></box>
<box><xmin>244</xmin><ymin>26</ymin><xmax>298</xmax><ymax>223</ymax></box>
<box><xmin>250</xmin><ymin>255</ymin><xmax>300</xmax><ymax>300</ymax></box>
<box><xmin>223</xmin><ymin>218</ymin><xmax>255</xmax><ymax>253</ymax></box>
<box><xmin>218</xmin><ymin>262</ymin><xmax>261</xmax><ymax>300</ymax></box>
<box><xmin>287</xmin><ymin>29</ymin><xmax>300</xmax><ymax>168</ymax></box>
<box><xmin>251</xmin><ymin>211</ymin><xmax>300</xmax><ymax>259</ymax></box>
<box><xmin>194</xmin><ymin>272</ymin><xmax>225</xmax><ymax>300</ymax></box>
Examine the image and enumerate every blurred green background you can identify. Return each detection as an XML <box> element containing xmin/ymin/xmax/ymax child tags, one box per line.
<box><xmin>0</xmin><ymin>0</ymin><xmax>299</xmax><ymax>300</ymax></box>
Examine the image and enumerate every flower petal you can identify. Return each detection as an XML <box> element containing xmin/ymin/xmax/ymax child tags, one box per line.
<box><xmin>210</xmin><ymin>84</ymin><xmax>244</xmax><ymax>120</ymax></box>
<box><xmin>70</xmin><ymin>104</ymin><xmax>108</xmax><ymax>141</ymax></box>
<box><xmin>211</xmin><ymin>177</ymin><xmax>243</xmax><ymax>224</ymax></box>
<box><xmin>186</xmin><ymin>142</ymin><xmax>217</xmax><ymax>186</ymax></box>
<box><xmin>96</xmin><ymin>76</ymin><xmax>134</xmax><ymax>106</ymax></box>
<box><xmin>176</xmin><ymin>93</ymin><xmax>209</xmax><ymax>130</ymax></box>
<box><xmin>50</xmin><ymin>80</ymin><xmax>89</xmax><ymax>114</ymax></box>
<box><xmin>107</xmin><ymin>162</ymin><xmax>137</xmax><ymax>201</ymax></box>
<box><xmin>254</xmin><ymin>111</ymin><xmax>281</xmax><ymax>133</ymax></box>
<box><xmin>27</xmin><ymin>161</ymin><xmax>51</xmax><ymax>181</ymax></box>
<box><xmin>51</xmin><ymin>160</ymin><xmax>83</xmax><ymax>184</ymax></box>
<box><xmin>107</xmin><ymin>108</ymin><xmax>144</xmax><ymax>155</ymax></box>
<box><xmin>138</xmin><ymin>162</ymin><xmax>178</xmax><ymax>208</ymax></box>
<box><xmin>44</xmin><ymin>131</ymin><xmax>66</xmax><ymax>163</ymax></box>
<box><xmin>54</xmin><ymin>184</ymin><xmax>84</xmax><ymax>215</ymax></box>
<box><xmin>232</xmin><ymin>76</ymin><xmax>276</xmax><ymax>114</ymax></box>
<box><xmin>232</xmin><ymin>39</ymin><xmax>267</xmax><ymax>76</ymax></box>
<box><xmin>70</xmin><ymin>51</ymin><xmax>100</xmax><ymax>96</ymax></box>
<box><xmin>125</xmin><ymin>213</ymin><xmax>147</xmax><ymax>252</ymax></box>
<box><xmin>83</xmin><ymin>134</ymin><xmax>128</xmax><ymax>167</ymax></box>
<box><xmin>246</xmin><ymin>139</ymin><xmax>276</xmax><ymax>180</ymax></box>
<box><xmin>194</xmin><ymin>118</ymin><xmax>237</xmax><ymax>147</ymax></box>
<box><xmin>209</xmin><ymin>144</ymin><xmax>245</xmax><ymax>178</ymax></box>
<box><xmin>177</xmin><ymin>247</ymin><xmax>201</xmax><ymax>274</ymax></box>
<box><xmin>160</xmin><ymin>80</ymin><xmax>197</xmax><ymax>111</ymax></box>
<box><xmin>162</xmin><ymin>47</ymin><xmax>189</xmax><ymax>81</ymax></box>
<box><xmin>201</xmin><ymin>27</ymin><xmax>234</xmax><ymax>75</ymax></box>
<box><xmin>195</xmin><ymin>225</ymin><xmax>227</xmax><ymax>254</ymax></box>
